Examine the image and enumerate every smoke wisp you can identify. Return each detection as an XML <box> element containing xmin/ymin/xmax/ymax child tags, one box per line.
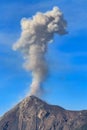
<box><xmin>13</xmin><ymin>7</ymin><xmax>67</xmax><ymax>96</ymax></box>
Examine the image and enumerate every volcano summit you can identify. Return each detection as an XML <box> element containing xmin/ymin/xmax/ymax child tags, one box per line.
<box><xmin>0</xmin><ymin>96</ymin><xmax>87</xmax><ymax>130</ymax></box>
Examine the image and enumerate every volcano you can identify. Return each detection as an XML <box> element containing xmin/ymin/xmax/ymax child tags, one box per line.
<box><xmin>0</xmin><ymin>96</ymin><xmax>87</xmax><ymax>130</ymax></box>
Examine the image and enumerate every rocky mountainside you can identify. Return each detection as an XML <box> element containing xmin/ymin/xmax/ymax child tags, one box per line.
<box><xmin>0</xmin><ymin>96</ymin><xmax>87</xmax><ymax>130</ymax></box>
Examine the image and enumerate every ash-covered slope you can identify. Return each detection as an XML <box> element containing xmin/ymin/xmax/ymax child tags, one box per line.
<box><xmin>0</xmin><ymin>96</ymin><xmax>87</xmax><ymax>130</ymax></box>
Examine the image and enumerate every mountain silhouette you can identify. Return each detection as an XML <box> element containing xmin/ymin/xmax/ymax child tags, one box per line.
<box><xmin>0</xmin><ymin>96</ymin><xmax>87</xmax><ymax>130</ymax></box>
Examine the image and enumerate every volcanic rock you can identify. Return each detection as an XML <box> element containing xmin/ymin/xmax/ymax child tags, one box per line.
<box><xmin>0</xmin><ymin>96</ymin><xmax>87</xmax><ymax>130</ymax></box>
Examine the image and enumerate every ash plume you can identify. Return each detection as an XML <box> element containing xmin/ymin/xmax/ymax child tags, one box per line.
<box><xmin>13</xmin><ymin>7</ymin><xmax>67</xmax><ymax>96</ymax></box>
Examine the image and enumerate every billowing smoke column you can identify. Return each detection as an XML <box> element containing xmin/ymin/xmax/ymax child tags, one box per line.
<box><xmin>13</xmin><ymin>7</ymin><xmax>67</xmax><ymax>96</ymax></box>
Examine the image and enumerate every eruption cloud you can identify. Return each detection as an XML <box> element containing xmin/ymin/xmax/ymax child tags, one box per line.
<box><xmin>13</xmin><ymin>7</ymin><xmax>67</xmax><ymax>96</ymax></box>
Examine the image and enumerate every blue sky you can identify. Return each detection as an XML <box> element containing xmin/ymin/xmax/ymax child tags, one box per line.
<box><xmin>0</xmin><ymin>0</ymin><xmax>87</xmax><ymax>115</ymax></box>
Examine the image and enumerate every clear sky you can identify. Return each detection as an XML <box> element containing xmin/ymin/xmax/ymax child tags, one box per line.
<box><xmin>0</xmin><ymin>0</ymin><xmax>87</xmax><ymax>115</ymax></box>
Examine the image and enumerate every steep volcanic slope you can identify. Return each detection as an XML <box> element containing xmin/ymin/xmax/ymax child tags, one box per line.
<box><xmin>0</xmin><ymin>96</ymin><xmax>87</xmax><ymax>130</ymax></box>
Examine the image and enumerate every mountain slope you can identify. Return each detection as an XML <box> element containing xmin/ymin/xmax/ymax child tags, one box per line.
<box><xmin>0</xmin><ymin>96</ymin><xmax>87</xmax><ymax>130</ymax></box>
